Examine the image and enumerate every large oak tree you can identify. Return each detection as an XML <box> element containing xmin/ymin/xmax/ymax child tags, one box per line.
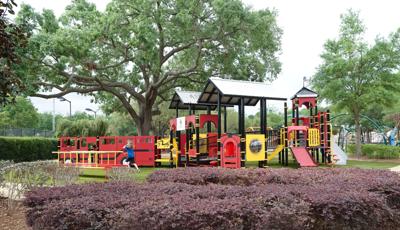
<box><xmin>16</xmin><ymin>0</ymin><xmax>282</xmax><ymax>134</ymax></box>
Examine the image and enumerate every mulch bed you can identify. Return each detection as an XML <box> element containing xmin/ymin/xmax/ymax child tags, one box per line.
<box><xmin>0</xmin><ymin>197</ymin><xmax>28</xmax><ymax>230</ymax></box>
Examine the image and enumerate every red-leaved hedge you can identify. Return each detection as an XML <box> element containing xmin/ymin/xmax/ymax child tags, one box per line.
<box><xmin>24</xmin><ymin>168</ymin><xmax>400</xmax><ymax>230</ymax></box>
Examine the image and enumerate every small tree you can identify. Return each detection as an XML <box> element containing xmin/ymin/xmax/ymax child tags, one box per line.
<box><xmin>312</xmin><ymin>10</ymin><xmax>400</xmax><ymax>157</ymax></box>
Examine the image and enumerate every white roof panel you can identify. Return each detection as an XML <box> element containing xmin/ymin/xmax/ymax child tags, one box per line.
<box><xmin>210</xmin><ymin>77</ymin><xmax>286</xmax><ymax>99</ymax></box>
<box><xmin>198</xmin><ymin>77</ymin><xmax>287</xmax><ymax>106</ymax></box>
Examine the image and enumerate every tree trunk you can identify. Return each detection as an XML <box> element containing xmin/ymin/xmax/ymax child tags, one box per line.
<box><xmin>354</xmin><ymin>112</ymin><xmax>362</xmax><ymax>158</ymax></box>
<box><xmin>136</xmin><ymin>104</ymin><xmax>153</xmax><ymax>136</ymax></box>
<box><xmin>135</xmin><ymin>89</ymin><xmax>158</xmax><ymax>135</ymax></box>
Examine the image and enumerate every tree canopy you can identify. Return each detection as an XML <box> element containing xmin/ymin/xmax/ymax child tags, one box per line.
<box><xmin>0</xmin><ymin>96</ymin><xmax>39</xmax><ymax>128</ymax></box>
<box><xmin>312</xmin><ymin>10</ymin><xmax>400</xmax><ymax>156</ymax></box>
<box><xmin>16</xmin><ymin>0</ymin><xmax>282</xmax><ymax>135</ymax></box>
<box><xmin>0</xmin><ymin>0</ymin><xmax>27</xmax><ymax>105</ymax></box>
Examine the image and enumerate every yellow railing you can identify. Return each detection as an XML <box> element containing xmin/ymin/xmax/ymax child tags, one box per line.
<box><xmin>308</xmin><ymin>128</ymin><xmax>320</xmax><ymax>147</ymax></box>
<box><xmin>53</xmin><ymin>151</ymin><xmax>123</xmax><ymax>168</ymax></box>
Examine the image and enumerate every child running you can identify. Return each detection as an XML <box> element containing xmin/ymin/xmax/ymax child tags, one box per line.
<box><xmin>123</xmin><ymin>139</ymin><xmax>139</xmax><ymax>171</ymax></box>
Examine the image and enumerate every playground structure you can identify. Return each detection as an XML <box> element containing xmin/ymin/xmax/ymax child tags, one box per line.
<box><xmin>54</xmin><ymin>77</ymin><xmax>337</xmax><ymax>169</ymax></box>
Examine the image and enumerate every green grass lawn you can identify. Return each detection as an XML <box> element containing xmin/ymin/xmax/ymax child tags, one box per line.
<box><xmin>339</xmin><ymin>160</ymin><xmax>399</xmax><ymax>169</ymax></box>
<box><xmin>79</xmin><ymin>167</ymin><xmax>163</xmax><ymax>183</ymax></box>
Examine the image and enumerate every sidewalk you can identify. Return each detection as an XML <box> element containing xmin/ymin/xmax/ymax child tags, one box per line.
<box><xmin>389</xmin><ymin>165</ymin><xmax>400</xmax><ymax>173</ymax></box>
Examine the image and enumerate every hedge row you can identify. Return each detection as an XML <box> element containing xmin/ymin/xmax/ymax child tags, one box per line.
<box><xmin>25</xmin><ymin>168</ymin><xmax>400</xmax><ymax>230</ymax></box>
<box><xmin>0</xmin><ymin>137</ymin><xmax>57</xmax><ymax>162</ymax></box>
<box><xmin>347</xmin><ymin>144</ymin><xmax>400</xmax><ymax>159</ymax></box>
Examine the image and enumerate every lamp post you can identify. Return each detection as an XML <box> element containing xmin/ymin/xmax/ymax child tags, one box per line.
<box><xmin>85</xmin><ymin>108</ymin><xmax>97</xmax><ymax>118</ymax></box>
<box><xmin>58</xmin><ymin>97</ymin><xmax>71</xmax><ymax>117</ymax></box>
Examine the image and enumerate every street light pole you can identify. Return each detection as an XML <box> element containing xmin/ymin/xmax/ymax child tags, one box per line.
<box><xmin>85</xmin><ymin>108</ymin><xmax>97</xmax><ymax>118</ymax></box>
<box><xmin>58</xmin><ymin>97</ymin><xmax>72</xmax><ymax>117</ymax></box>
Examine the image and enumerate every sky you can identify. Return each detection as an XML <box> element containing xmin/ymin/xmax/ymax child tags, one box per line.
<box><xmin>17</xmin><ymin>0</ymin><xmax>400</xmax><ymax>116</ymax></box>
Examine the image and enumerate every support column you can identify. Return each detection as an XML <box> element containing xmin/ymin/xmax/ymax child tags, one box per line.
<box><xmin>240</xmin><ymin>97</ymin><xmax>245</xmax><ymax>167</ymax></box>
<box><xmin>260</xmin><ymin>99</ymin><xmax>267</xmax><ymax>167</ymax></box>
<box><xmin>284</xmin><ymin>102</ymin><xmax>288</xmax><ymax>166</ymax></box>
<box><xmin>176</xmin><ymin>107</ymin><xmax>179</xmax><ymax>118</ymax></box>
<box><xmin>217</xmin><ymin>93</ymin><xmax>222</xmax><ymax>166</ymax></box>
<box><xmin>196</xmin><ymin>116</ymin><xmax>200</xmax><ymax>165</ymax></box>
<box><xmin>207</xmin><ymin>106</ymin><xmax>211</xmax><ymax>132</ymax></box>
<box><xmin>224</xmin><ymin>106</ymin><xmax>227</xmax><ymax>133</ymax></box>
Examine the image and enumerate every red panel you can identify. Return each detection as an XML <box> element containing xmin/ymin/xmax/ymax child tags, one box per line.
<box><xmin>207</xmin><ymin>133</ymin><xmax>218</xmax><ymax>158</ymax></box>
<box><xmin>199</xmin><ymin>114</ymin><xmax>218</xmax><ymax>129</ymax></box>
<box><xmin>99</xmin><ymin>136</ymin><xmax>117</xmax><ymax>151</ymax></box>
<box><xmin>185</xmin><ymin>115</ymin><xmax>196</xmax><ymax>129</ymax></box>
<box><xmin>220</xmin><ymin>135</ymin><xmax>241</xmax><ymax>169</ymax></box>
<box><xmin>133</xmin><ymin>136</ymin><xmax>156</xmax><ymax>166</ymax></box>
<box><xmin>180</xmin><ymin>134</ymin><xmax>186</xmax><ymax>156</ymax></box>
<box><xmin>169</xmin><ymin>118</ymin><xmax>177</xmax><ymax>131</ymax></box>
<box><xmin>59</xmin><ymin>137</ymin><xmax>77</xmax><ymax>151</ymax></box>
<box><xmin>290</xmin><ymin>147</ymin><xmax>317</xmax><ymax>167</ymax></box>
<box><xmin>79</xmin><ymin>137</ymin><xmax>97</xmax><ymax>151</ymax></box>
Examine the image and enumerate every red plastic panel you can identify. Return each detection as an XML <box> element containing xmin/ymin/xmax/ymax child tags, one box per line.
<box><xmin>169</xmin><ymin>118</ymin><xmax>177</xmax><ymax>131</ymax></box>
<box><xmin>99</xmin><ymin>136</ymin><xmax>117</xmax><ymax>151</ymax></box>
<box><xmin>185</xmin><ymin>115</ymin><xmax>196</xmax><ymax>129</ymax></box>
<box><xmin>79</xmin><ymin>137</ymin><xmax>97</xmax><ymax>151</ymax></box>
<box><xmin>207</xmin><ymin>133</ymin><xmax>218</xmax><ymax>158</ymax></box>
<box><xmin>199</xmin><ymin>114</ymin><xmax>218</xmax><ymax>129</ymax></box>
<box><xmin>180</xmin><ymin>134</ymin><xmax>186</xmax><ymax>156</ymax></box>
<box><xmin>133</xmin><ymin>136</ymin><xmax>156</xmax><ymax>166</ymax></box>
<box><xmin>220</xmin><ymin>135</ymin><xmax>241</xmax><ymax>169</ymax></box>
<box><xmin>59</xmin><ymin>137</ymin><xmax>77</xmax><ymax>151</ymax></box>
<box><xmin>290</xmin><ymin>147</ymin><xmax>317</xmax><ymax>167</ymax></box>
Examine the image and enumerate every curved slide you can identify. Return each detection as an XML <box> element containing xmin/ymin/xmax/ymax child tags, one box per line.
<box><xmin>290</xmin><ymin>147</ymin><xmax>317</xmax><ymax>167</ymax></box>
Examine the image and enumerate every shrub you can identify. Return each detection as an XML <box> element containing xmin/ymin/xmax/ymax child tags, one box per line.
<box><xmin>25</xmin><ymin>168</ymin><xmax>400</xmax><ymax>230</ymax></box>
<box><xmin>0</xmin><ymin>137</ymin><xmax>57</xmax><ymax>162</ymax></box>
<box><xmin>347</xmin><ymin>144</ymin><xmax>400</xmax><ymax>159</ymax></box>
<box><xmin>106</xmin><ymin>167</ymin><xmax>138</xmax><ymax>181</ymax></box>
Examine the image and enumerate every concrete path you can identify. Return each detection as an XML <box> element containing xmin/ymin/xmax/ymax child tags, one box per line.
<box><xmin>389</xmin><ymin>165</ymin><xmax>400</xmax><ymax>173</ymax></box>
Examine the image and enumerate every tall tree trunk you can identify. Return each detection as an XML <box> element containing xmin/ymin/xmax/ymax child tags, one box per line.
<box><xmin>136</xmin><ymin>89</ymin><xmax>158</xmax><ymax>135</ymax></box>
<box><xmin>354</xmin><ymin>112</ymin><xmax>362</xmax><ymax>158</ymax></box>
<box><xmin>136</xmin><ymin>103</ymin><xmax>153</xmax><ymax>135</ymax></box>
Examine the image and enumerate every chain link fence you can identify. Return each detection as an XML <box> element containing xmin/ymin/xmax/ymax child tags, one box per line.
<box><xmin>0</xmin><ymin>128</ymin><xmax>55</xmax><ymax>137</ymax></box>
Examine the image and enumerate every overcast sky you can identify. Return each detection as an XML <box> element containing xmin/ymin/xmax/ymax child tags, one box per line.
<box><xmin>19</xmin><ymin>0</ymin><xmax>400</xmax><ymax>116</ymax></box>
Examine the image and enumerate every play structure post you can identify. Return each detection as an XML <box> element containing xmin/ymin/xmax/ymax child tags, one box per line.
<box><xmin>196</xmin><ymin>116</ymin><xmax>200</xmax><ymax>165</ymax></box>
<box><xmin>260</xmin><ymin>98</ymin><xmax>267</xmax><ymax>166</ymax></box>
<box><xmin>239</xmin><ymin>97</ymin><xmax>245</xmax><ymax>167</ymax></box>
<box><xmin>217</xmin><ymin>92</ymin><xmax>221</xmax><ymax>165</ymax></box>
<box><xmin>327</xmin><ymin>110</ymin><xmax>331</xmax><ymax>163</ymax></box>
<box><xmin>207</xmin><ymin>106</ymin><xmax>211</xmax><ymax>132</ymax></box>
<box><xmin>320</xmin><ymin>112</ymin><xmax>325</xmax><ymax>163</ymax></box>
<box><xmin>169</xmin><ymin>130</ymin><xmax>174</xmax><ymax>168</ymax></box>
<box><xmin>315</xmin><ymin>105</ymin><xmax>319</xmax><ymax>163</ymax></box>
<box><xmin>283</xmin><ymin>102</ymin><xmax>288</xmax><ymax>166</ymax></box>
<box><xmin>310</xmin><ymin>107</ymin><xmax>314</xmax><ymax>159</ymax></box>
<box><xmin>176</xmin><ymin>107</ymin><xmax>179</xmax><ymax>118</ymax></box>
<box><xmin>224</xmin><ymin>106</ymin><xmax>227</xmax><ymax>133</ymax></box>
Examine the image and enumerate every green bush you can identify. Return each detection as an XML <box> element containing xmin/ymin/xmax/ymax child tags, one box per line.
<box><xmin>347</xmin><ymin>144</ymin><xmax>400</xmax><ymax>159</ymax></box>
<box><xmin>0</xmin><ymin>137</ymin><xmax>57</xmax><ymax>162</ymax></box>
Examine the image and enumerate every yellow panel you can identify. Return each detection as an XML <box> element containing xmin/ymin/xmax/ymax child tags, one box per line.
<box><xmin>245</xmin><ymin>134</ymin><xmax>265</xmax><ymax>161</ymax></box>
<box><xmin>192</xmin><ymin>133</ymin><xmax>208</xmax><ymax>153</ymax></box>
<box><xmin>156</xmin><ymin>138</ymin><xmax>171</xmax><ymax>149</ymax></box>
<box><xmin>308</xmin><ymin>128</ymin><xmax>320</xmax><ymax>147</ymax></box>
<box><xmin>267</xmin><ymin>145</ymin><xmax>284</xmax><ymax>161</ymax></box>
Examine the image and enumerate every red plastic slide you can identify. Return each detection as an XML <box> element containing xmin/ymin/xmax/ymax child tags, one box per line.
<box><xmin>290</xmin><ymin>147</ymin><xmax>317</xmax><ymax>167</ymax></box>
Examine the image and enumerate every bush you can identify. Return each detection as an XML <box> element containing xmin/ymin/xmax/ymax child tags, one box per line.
<box><xmin>347</xmin><ymin>144</ymin><xmax>400</xmax><ymax>159</ymax></box>
<box><xmin>106</xmin><ymin>167</ymin><xmax>138</xmax><ymax>181</ymax></box>
<box><xmin>0</xmin><ymin>137</ymin><xmax>57</xmax><ymax>162</ymax></box>
<box><xmin>25</xmin><ymin>168</ymin><xmax>400</xmax><ymax>230</ymax></box>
